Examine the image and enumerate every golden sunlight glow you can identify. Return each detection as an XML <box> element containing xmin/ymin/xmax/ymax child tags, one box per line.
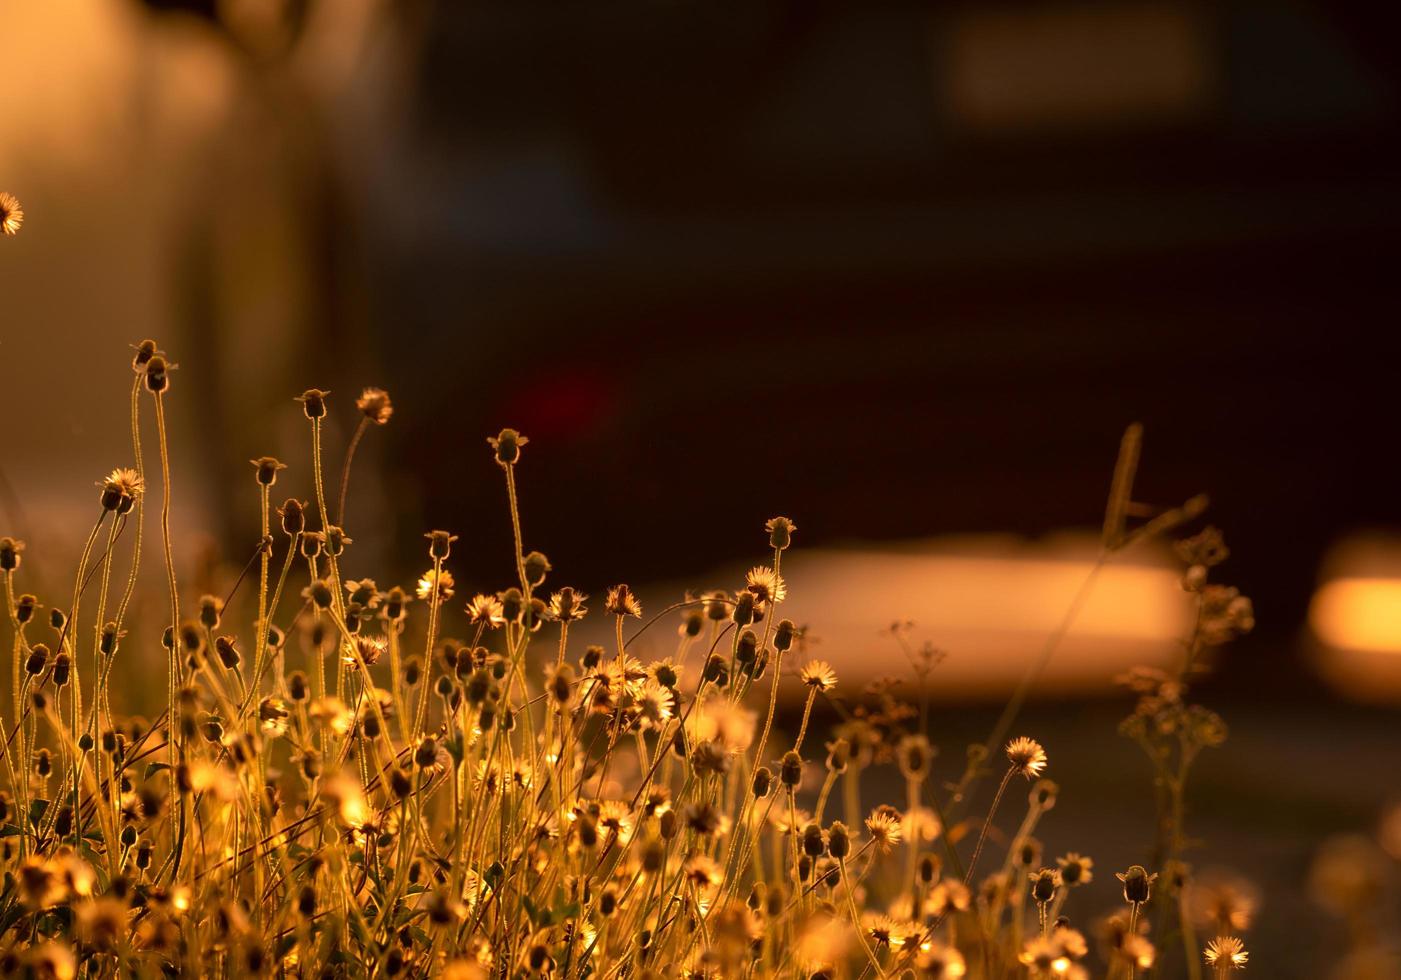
<box><xmin>1310</xmin><ymin>578</ymin><xmax>1401</xmax><ymax>653</ymax></box>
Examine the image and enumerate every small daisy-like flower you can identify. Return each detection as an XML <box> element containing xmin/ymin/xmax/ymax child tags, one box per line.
<box><xmin>356</xmin><ymin>387</ymin><xmax>393</xmax><ymax>424</ymax></box>
<box><xmin>464</xmin><ymin>593</ymin><xmax>505</xmax><ymax>628</ymax></box>
<box><xmin>745</xmin><ymin>566</ymin><xmax>787</xmax><ymax>605</ymax></box>
<box><xmin>1005</xmin><ymin>736</ymin><xmax>1048</xmax><ymax>779</ymax></box>
<box><xmin>604</xmin><ymin>584</ymin><xmax>642</xmax><ymax>618</ymax></box>
<box><xmin>865</xmin><ymin>805</ymin><xmax>904</xmax><ymax>851</ymax></box>
<box><xmin>417</xmin><ymin>568</ymin><xmax>455</xmax><ymax>603</ymax></box>
<box><xmin>635</xmin><ymin>679</ymin><xmax>675</xmax><ymax>728</ymax></box>
<box><xmin>861</xmin><ymin>914</ymin><xmax>914</xmax><ymax>948</ymax></box>
<box><xmin>916</xmin><ymin>943</ymin><xmax>967</xmax><ymax>979</ymax></box>
<box><xmin>1057</xmin><ymin>852</ymin><xmax>1094</xmax><ymax>886</ymax></box>
<box><xmin>546</xmin><ymin>588</ymin><xmax>588</xmax><ymax>623</ymax></box>
<box><xmin>596</xmin><ymin>801</ymin><xmax>635</xmax><ymax>843</ymax></box>
<box><xmin>799</xmin><ymin>660</ymin><xmax>837</xmax><ymax>692</ymax></box>
<box><xmin>1019</xmin><ymin>937</ymin><xmax>1071</xmax><ymax>976</ymax></box>
<box><xmin>0</xmin><ymin>192</ymin><xmax>23</xmax><ymax>236</ymax></box>
<box><xmin>684</xmin><ymin>854</ymin><xmax>724</xmax><ymax>889</ymax></box>
<box><xmin>1203</xmin><ymin>936</ymin><xmax>1248</xmax><ymax>970</ymax></box>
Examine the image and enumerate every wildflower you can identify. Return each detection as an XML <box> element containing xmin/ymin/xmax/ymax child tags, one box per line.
<box><xmin>302</xmin><ymin>580</ymin><xmax>334</xmax><ymax>609</ymax></box>
<box><xmin>897</xmin><ymin>733</ymin><xmax>934</xmax><ymax>779</ymax></box>
<box><xmin>258</xmin><ymin>697</ymin><xmax>289</xmax><ymax>736</ymax></box>
<box><xmin>604</xmin><ymin>584</ymin><xmax>642</xmax><ymax>618</ymax></box>
<box><xmin>902</xmin><ymin>805</ymin><xmax>942</xmax><ymax>844</ymax></box>
<box><xmin>635</xmin><ymin>679</ymin><xmax>675</xmax><ymax>728</ymax></box>
<box><xmin>916</xmin><ymin>943</ymin><xmax>967</xmax><ymax>978</ymax></box>
<box><xmin>417</xmin><ymin>568</ymin><xmax>455</xmax><ymax>602</ymax></box>
<box><xmin>346</xmin><ymin>635</ymin><xmax>386</xmax><ymax>668</ymax></box>
<box><xmin>862</xmin><ymin>914</ymin><xmax>914</xmax><ymax>949</ymax></box>
<box><xmin>522</xmin><ymin>550</ymin><xmax>551</xmax><ymax>586</ymax></box>
<box><xmin>1185</xmin><ymin>870</ymin><xmax>1258</xmax><ymax>932</ymax></box>
<box><xmin>1020</xmin><ymin>937</ymin><xmax>1071</xmax><ymax>976</ymax></box>
<box><xmin>144</xmin><ymin>354</ymin><xmax>172</xmax><ymax>393</ymax></box>
<box><xmin>799</xmin><ymin>660</ymin><xmax>837</xmax><ymax>692</ymax></box>
<box><xmin>865</xmin><ymin>805</ymin><xmax>903</xmax><ymax>851</ymax></box>
<box><xmin>250</xmin><ymin>456</ymin><xmax>286</xmax><ymax>486</ymax></box>
<box><xmin>780</xmin><ymin>750</ymin><xmax>804</xmax><ymax>787</ymax></box>
<box><xmin>98</xmin><ymin>468</ymin><xmax>144</xmax><ymax>513</ymax></box>
<box><xmin>1117</xmin><ymin>865</ymin><xmax>1159</xmax><ymax>905</ymax></box>
<box><xmin>745</xmin><ymin>565</ymin><xmax>787</xmax><ymax>605</ymax></box>
<box><xmin>26</xmin><ymin>943</ymin><xmax>75</xmax><ymax>980</ymax></box>
<box><xmin>279</xmin><ymin>498</ymin><xmax>307</xmax><ymax>536</ymax></box>
<box><xmin>766</xmin><ymin>516</ymin><xmax>796</xmax><ymax>550</ymax></box>
<box><xmin>15</xmin><ymin>593</ymin><xmax>38</xmax><ymax>623</ymax></box>
<box><xmin>546</xmin><ymin>587</ymin><xmax>588</xmax><ymax>622</ymax></box>
<box><xmin>0</xmin><ymin>192</ymin><xmax>23</xmax><ymax>236</ymax></box>
<box><xmin>1119</xmin><ymin>935</ymin><xmax>1157</xmax><ymax>970</ymax></box>
<box><xmin>0</xmin><ymin>536</ymin><xmax>23</xmax><ymax>571</ymax></box>
<box><xmin>684</xmin><ymin>854</ymin><xmax>724</xmax><ymax>890</ymax></box>
<box><xmin>295</xmin><ymin>388</ymin><xmax>330</xmax><ymax>420</ymax></box>
<box><xmin>356</xmin><ymin>386</ymin><xmax>393</xmax><ymax>424</ymax></box>
<box><xmin>1005</xmin><ymin>736</ymin><xmax>1048</xmax><ymax>779</ymax></box>
<box><xmin>487</xmin><ymin>427</ymin><xmax>527</xmax><ymax>465</ymax></box>
<box><xmin>925</xmin><ymin>880</ymin><xmax>971</xmax><ymax>917</ymax></box>
<box><xmin>1029</xmin><ymin>867</ymin><xmax>1061</xmax><ymax>905</ymax></box>
<box><xmin>464</xmin><ymin>593</ymin><xmax>504</xmax><ymax>627</ymax></box>
<box><xmin>1056</xmin><ymin>852</ymin><xmax>1094</xmax><ymax>887</ymax></box>
<box><xmin>1203</xmin><ymin>936</ymin><xmax>1249</xmax><ymax>970</ymax></box>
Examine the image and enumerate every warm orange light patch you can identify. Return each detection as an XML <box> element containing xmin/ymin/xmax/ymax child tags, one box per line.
<box><xmin>1310</xmin><ymin>578</ymin><xmax>1401</xmax><ymax>653</ymax></box>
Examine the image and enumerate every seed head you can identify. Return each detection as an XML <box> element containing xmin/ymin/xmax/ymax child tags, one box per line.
<box><xmin>296</xmin><ymin>389</ymin><xmax>330</xmax><ymax>420</ymax></box>
<box><xmin>356</xmin><ymin>387</ymin><xmax>393</xmax><ymax>424</ymax></box>
<box><xmin>780</xmin><ymin>750</ymin><xmax>804</xmax><ymax>787</ymax></box>
<box><xmin>98</xmin><ymin>469</ymin><xmax>144</xmax><ymax>513</ymax></box>
<box><xmin>0</xmin><ymin>537</ymin><xmax>26</xmax><ymax>571</ymax></box>
<box><xmin>800</xmin><ymin>660</ymin><xmax>837</xmax><ymax>692</ymax></box>
<box><xmin>425</xmin><ymin>530</ymin><xmax>457</xmax><ymax>560</ymax></box>
<box><xmin>250</xmin><ymin>456</ymin><xmax>286</xmax><ymax>487</ymax></box>
<box><xmin>144</xmin><ymin>355</ymin><xmax>173</xmax><ymax>393</ymax></box>
<box><xmin>1117</xmin><ymin>865</ymin><xmax>1159</xmax><ymax>905</ymax></box>
<box><xmin>278</xmin><ymin>499</ymin><xmax>307</xmax><ymax>537</ymax></box>
<box><xmin>766</xmin><ymin>516</ymin><xmax>796</xmax><ymax>551</ymax></box>
<box><xmin>487</xmin><ymin>428</ymin><xmax>528</xmax><ymax>466</ymax></box>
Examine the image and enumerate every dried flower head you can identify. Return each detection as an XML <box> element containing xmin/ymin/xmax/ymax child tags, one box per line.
<box><xmin>1117</xmin><ymin>865</ymin><xmax>1159</xmax><ymax>905</ymax></box>
<box><xmin>356</xmin><ymin>387</ymin><xmax>393</xmax><ymax>424</ymax></box>
<box><xmin>1006</xmin><ymin>736</ymin><xmax>1048</xmax><ymax>779</ymax></box>
<box><xmin>98</xmin><ymin>468</ymin><xmax>144</xmax><ymax>513</ymax></box>
<box><xmin>604</xmin><ymin>584</ymin><xmax>642</xmax><ymax>618</ymax></box>
<box><xmin>0</xmin><ymin>192</ymin><xmax>23</xmax><ymax>236</ymax></box>
<box><xmin>250</xmin><ymin>456</ymin><xmax>287</xmax><ymax>487</ymax></box>
<box><xmin>487</xmin><ymin>428</ymin><xmax>528</xmax><ymax>466</ymax></box>
<box><xmin>295</xmin><ymin>388</ymin><xmax>330</xmax><ymax>420</ymax></box>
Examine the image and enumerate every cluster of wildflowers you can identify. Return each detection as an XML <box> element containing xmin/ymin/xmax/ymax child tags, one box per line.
<box><xmin>0</xmin><ymin>344</ymin><xmax>1264</xmax><ymax>978</ymax></box>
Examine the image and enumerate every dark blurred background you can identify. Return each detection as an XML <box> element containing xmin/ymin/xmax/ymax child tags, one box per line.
<box><xmin>2</xmin><ymin>0</ymin><xmax>1400</xmax><ymax>971</ymax></box>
